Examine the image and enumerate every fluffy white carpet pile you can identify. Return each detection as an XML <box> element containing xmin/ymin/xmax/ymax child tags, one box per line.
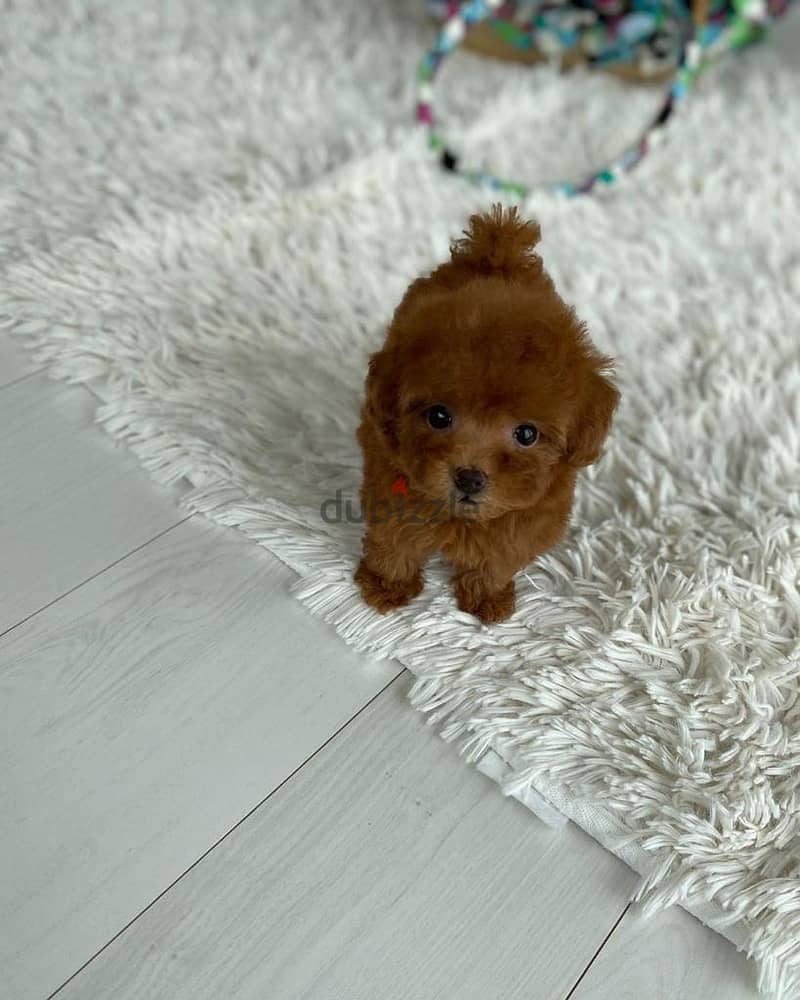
<box><xmin>2</xmin><ymin>1</ymin><xmax>798</xmax><ymax>994</ymax></box>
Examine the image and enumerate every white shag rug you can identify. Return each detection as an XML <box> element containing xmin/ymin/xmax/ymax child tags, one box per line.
<box><xmin>3</xmin><ymin>2</ymin><xmax>799</xmax><ymax>994</ymax></box>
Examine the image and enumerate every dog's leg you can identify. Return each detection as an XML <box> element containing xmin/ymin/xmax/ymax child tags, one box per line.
<box><xmin>355</xmin><ymin>521</ymin><xmax>435</xmax><ymax>614</ymax></box>
<box><xmin>450</xmin><ymin>499</ymin><xmax>573</xmax><ymax>624</ymax></box>
<box><xmin>451</xmin><ymin>566</ymin><xmax>516</xmax><ymax>625</ymax></box>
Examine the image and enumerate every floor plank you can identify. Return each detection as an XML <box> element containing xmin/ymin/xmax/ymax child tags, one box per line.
<box><xmin>571</xmin><ymin>904</ymin><xmax>759</xmax><ymax>1000</ymax></box>
<box><xmin>0</xmin><ymin>517</ymin><xmax>398</xmax><ymax>1000</ymax></box>
<box><xmin>57</xmin><ymin>675</ymin><xmax>637</xmax><ymax>1000</ymax></box>
<box><xmin>0</xmin><ymin>336</ymin><xmax>38</xmax><ymax>389</ymax></box>
<box><xmin>0</xmin><ymin>375</ymin><xmax>183</xmax><ymax>634</ymax></box>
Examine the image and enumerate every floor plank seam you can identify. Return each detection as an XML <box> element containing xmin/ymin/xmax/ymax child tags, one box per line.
<box><xmin>45</xmin><ymin>668</ymin><xmax>407</xmax><ymax>1000</ymax></box>
<box><xmin>0</xmin><ymin>514</ymin><xmax>192</xmax><ymax>642</ymax></box>
<box><xmin>563</xmin><ymin>902</ymin><xmax>632</xmax><ymax>1000</ymax></box>
<box><xmin>0</xmin><ymin>367</ymin><xmax>45</xmax><ymax>392</ymax></box>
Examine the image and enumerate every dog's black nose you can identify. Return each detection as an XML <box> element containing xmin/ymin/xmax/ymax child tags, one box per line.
<box><xmin>454</xmin><ymin>467</ymin><xmax>487</xmax><ymax>496</ymax></box>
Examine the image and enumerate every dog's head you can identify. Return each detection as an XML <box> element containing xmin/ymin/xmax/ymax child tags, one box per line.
<box><xmin>363</xmin><ymin>207</ymin><xmax>619</xmax><ymax>522</ymax></box>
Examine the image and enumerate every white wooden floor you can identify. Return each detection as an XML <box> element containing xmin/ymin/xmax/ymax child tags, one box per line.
<box><xmin>0</xmin><ymin>336</ymin><xmax>760</xmax><ymax>1000</ymax></box>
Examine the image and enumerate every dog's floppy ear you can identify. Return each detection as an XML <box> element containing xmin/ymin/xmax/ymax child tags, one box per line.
<box><xmin>365</xmin><ymin>346</ymin><xmax>399</xmax><ymax>447</ymax></box>
<box><xmin>565</xmin><ymin>365</ymin><xmax>619</xmax><ymax>467</ymax></box>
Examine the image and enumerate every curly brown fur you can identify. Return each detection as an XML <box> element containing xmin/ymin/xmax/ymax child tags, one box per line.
<box><xmin>355</xmin><ymin>206</ymin><xmax>619</xmax><ymax>624</ymax></box>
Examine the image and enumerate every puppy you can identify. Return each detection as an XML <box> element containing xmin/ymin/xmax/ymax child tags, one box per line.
<box><xmin>355</xmin><ymin>205</ymin><xmax>619</xmax><ymax>624</ymax></box>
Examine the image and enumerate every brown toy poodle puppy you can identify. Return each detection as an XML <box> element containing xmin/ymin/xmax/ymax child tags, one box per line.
<box><xmin>355</xmin><ymin>205</ymin><xmax>619</xmax><ymax>624</ymax></box>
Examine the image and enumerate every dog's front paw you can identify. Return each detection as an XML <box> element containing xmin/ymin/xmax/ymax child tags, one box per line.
<box><xmin>454</xmin><ymin>575</ymin><xmax>515</xmax><ymax>624</ymax></box>
<box><xmin>355</xmin><ymin>560</ymin><xmax>424</xmax><ymax>614</ymax></box>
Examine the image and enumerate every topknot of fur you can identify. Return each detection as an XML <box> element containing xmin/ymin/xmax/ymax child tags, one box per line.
<box><xmin>449</xmin><ymin>205</ymin><xmax>543</xmax><ymax>278</ymax></box>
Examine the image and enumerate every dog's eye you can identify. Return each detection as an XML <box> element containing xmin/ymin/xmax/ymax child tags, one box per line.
<box><xmin>426</xmin><ymin>405</ymin><xmax>453</xmax><ymax>430</ymax></box>
<box><xmin>513</xmin><ymin>423</ymin><xmax>539</xmax><ymax>447</ymax></box>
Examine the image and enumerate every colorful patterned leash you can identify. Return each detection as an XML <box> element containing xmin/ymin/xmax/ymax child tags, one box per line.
<box><xmin>416</xmin><ymin>0</ymin><xmax>789</xmax><ymax>197</ymax></box>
